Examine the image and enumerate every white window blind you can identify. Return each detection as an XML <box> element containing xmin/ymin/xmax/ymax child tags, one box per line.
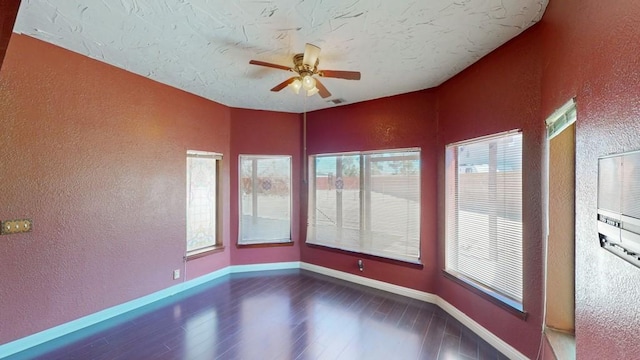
<box><xmin>445</xmin><ymin>131</ymin><xmax>523</xmax><ymax>308</ymax></box>
<box><xmin>239</xmin><ymin>155</ymin><xmax>292</xmax><ymax>245</ymax></box>
<box><xmin>307</xmin><ymin>149</ymin><xmax>421</xmax><ymax>263</ymax></box>
<box><xmin>186</xmin><ymin>151</ymin><xmax>221</xmax><ymax>255</ymax></box>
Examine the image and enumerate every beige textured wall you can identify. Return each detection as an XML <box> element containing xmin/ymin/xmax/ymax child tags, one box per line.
<box><xmin>546</xmin><ymin>123</ymin><xmax>575</xmax><ymax>332</ymax></box>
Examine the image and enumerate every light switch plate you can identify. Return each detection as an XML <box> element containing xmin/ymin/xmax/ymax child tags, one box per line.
<box><xmin>1</xmin><ymin>219</ymin><xmax>33</xmax><ymax>235</ymax></box>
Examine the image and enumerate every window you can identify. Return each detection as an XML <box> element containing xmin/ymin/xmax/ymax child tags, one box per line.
<box><xmin>239</xmin><ymin>155</ymin><xmax>292</xmax><ymax>245</ymax></box>
<box><xmin>307</xmin><ymin>149</ymin><xmax>421</xmax><ymax>263</ymax></box>
<box><xmin>445</xmin><ymin>131</ymin><xmax>523</xmax><ymax>310</ymax></box>
<box><xmin>186</xmin><ymin>151</ymin><xmax>222</xmax><ymax>256</ymax></box>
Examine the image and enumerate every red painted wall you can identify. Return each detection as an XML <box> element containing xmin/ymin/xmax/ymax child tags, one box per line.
<box><xmin>3</xmin><ymin>0</ymin><xmax>639</xmax><ymax>356</ymax></box>
<box><xmin>228</xmin><ymin>108</ymin><xmax>302</xmax><ymax>265</ymax></box>
<box><xmin>0</xmin><ymin>0</ymin><xmax>20</xmax><ymax>69</ymax></box>
<box><xmin>302</xmin><ymin>90</ymin><xmax>439</xmax><ymax>293</ymax></box>
<box><xmin>437</xmin><ymin>29</ymin><xmax>544</xmax><ymax>357</ymax></box>
<box><xmin>0</xmin><ymin>35</ymin><xmax>231</xmax><ymax>344</ymax></box>
<box><xmin>541</xmin><ymin>0</ymin><xmax>640</xmax><ymax>358</ymax></box>
<box><xmin>302</xmin><ymin>0</ymin><xmax>640</xmax><ymax>356</ymax></box>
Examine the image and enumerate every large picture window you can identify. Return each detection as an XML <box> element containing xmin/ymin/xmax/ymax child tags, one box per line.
<box><xmin>239</xmin><ymin>155</ymin><xmax>292</xmax><ymax>245</ymax></box>
<box><xmin>445</xmin><ymin>131</ymin><xmax>523</xmax><ymax>310</ymax></box>
<box><xmin>186</xmin><ymin>151</ymin><xmax>221</xmax><ymax>256</ymax></box>
<box><xmin>307</xmin><ymin>149</ymin><xmax>421</xmax><ymax>263</ymax></box>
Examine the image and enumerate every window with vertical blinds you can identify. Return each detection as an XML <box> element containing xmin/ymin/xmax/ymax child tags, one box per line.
<box><xmin>445</xmin><ymin>131</ymin><xmax>523</xmax><ymax>309</ymax></box>
<box><xmin>306</xmin><ymin>149</ymin><xmax>421</xmax><ymax>263</ymax></box>
<box><xmin>239</xmin><ymin>155</ymin><xmax>292</xmax><ymax>245</ymax></box>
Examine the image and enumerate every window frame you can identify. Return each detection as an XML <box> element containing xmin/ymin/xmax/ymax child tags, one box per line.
<box><xmin>186</xmin><ymin>150</ymin><xmax>223</xmax><ymax>259</ymax></box>
<box><xmin>306</xmin><ymin>148</ymin><xmax>421</xmax><ymax>264</ymax></box>
<box><xmin>238</xmin><ymin>154</ymin><xmax>293</xmax><ymax>246</ymax></box>
<box><xmin>444</xmin><ymin>130</ymin><xmax>525</xmax><ymax>313</ymax></box>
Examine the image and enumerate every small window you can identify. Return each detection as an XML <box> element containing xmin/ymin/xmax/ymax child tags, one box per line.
<box><xmin>307</xmin><ymin>149</ymin><xmax>421</xmax><ymax>263</ymax></box>
<box><xmin>186</xmin><ymin>151</ymin><xmax>222</xmax><ymax>256</ymax></box>
<box><xmin>445</xmin><ymin>131</ymin><xmax>523</xmax><ymax>310</ymax></box>
<box><xmin>239</xmin><ymin>155</ymin><xmax>292</xmax><ymax>245</ymax></box>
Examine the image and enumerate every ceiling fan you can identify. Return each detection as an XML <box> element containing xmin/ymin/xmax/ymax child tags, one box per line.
<box><xmin>249</xmin><ymin>43</ymin><xmax>361</xmax><ymax>99</ymax></box>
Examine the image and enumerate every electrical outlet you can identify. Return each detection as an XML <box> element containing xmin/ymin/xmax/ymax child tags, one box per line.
<box><xmin>173</xmin><ymin>269</ymin><xmax>180</xmax><ymax>280</ymax></box>
<box><xmin>1</xmin><ymin>219</ymin><xmax>33</xmax><ymax>235</ymax></box>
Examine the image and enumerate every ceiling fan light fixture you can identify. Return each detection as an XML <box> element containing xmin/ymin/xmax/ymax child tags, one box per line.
<box><xmin>302</xmin><ymin>43</ymin><xmax>321</xmax><ymax>67</ymax></box>
<box><xmin>289</xmin><ymin>78</ymin><xmax>302</xmax><ymax>94</ymax></box>
<box><xmin>302</xmin><ymin>75</ymin><xmax>316</xmax><ymax>91</ymax></box>
<box><xmin>249</xmin><ymin>42</ymin><xmax>360</xmax><ymax>100</ymax></box>
<box><xmin>307</xmin><ymin>87</ymin><xmax>319</xmax><ymax>97</ymax></box>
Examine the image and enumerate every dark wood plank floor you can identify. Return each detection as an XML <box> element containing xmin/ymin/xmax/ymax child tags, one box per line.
<box><xmin>8</xmin><ymin>269</ymin><xmax>508</xmax><ymax>360</ymax></box>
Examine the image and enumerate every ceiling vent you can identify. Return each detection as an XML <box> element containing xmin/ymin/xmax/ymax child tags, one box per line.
<box><xmin>328</xmin><ymin>98</ymin><xmax>346</xmax><ymax>105</ymax></box>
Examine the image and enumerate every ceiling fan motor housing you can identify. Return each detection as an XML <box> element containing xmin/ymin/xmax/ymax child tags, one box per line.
<box><xmin>293</xmin><ymin>53</ymin><xmax>318</xmax><ymax>76</ymax></box>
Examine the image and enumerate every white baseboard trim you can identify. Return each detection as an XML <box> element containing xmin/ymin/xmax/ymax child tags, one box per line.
<box><xmin>299</xmin><ymin>262</ymin><xmax>527</xmax><ymax>360</ymax></box>
<box><xmin>1</xmin><ymin>261</ymin><xmax>525</xmax><ymax>360</ymax></box>
<box><xmin>229</xmin><ymin>261</ymin><xmax>301</xmax><ymax>273</ymax></box>
<box><xmin>300</xmin><ymin>262</ymin><xmax>440</xmax><ymax>304</ymax></box>
<box><xmin>436</xmin><ymin>298</ymin><xmax>527</xmax><ymax>360</ymax></box>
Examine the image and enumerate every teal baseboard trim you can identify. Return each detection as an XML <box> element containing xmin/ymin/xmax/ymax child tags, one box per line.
<box><xmin>1</xmin><ymin>261</ymin><xmax>525</xmax><ymax>360</ymax></box>
<box><xmin>1</xmin><ymin>262</ymin><xmax>306</xmax><ymax>358</ymax></box>
<box><xmin>0</xmin><ymin>265</ymin><xmax>237</xmax><ymax>359</ymax></box>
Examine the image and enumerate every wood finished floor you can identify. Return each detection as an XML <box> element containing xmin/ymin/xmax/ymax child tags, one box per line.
<box><xmin>8</xmin><ymin>269</ymin><xmax>508</xmax><ymax>360</ymax></box>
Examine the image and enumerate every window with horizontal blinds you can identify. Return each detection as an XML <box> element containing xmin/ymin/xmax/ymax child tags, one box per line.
<box><xmin>307</xmin><ymin>149</ymin><xmax>421</xmax><ymax>263</ymax></box>
<box><xmin>186</xmin><ymin>151</ymin><xmax>222</xmax><ymax>255</ymax></box>
<box><xmin>445</xmin><ymin>131</ymin><xmax>523</xmax><ymax>308</ymax></box>
<box><xmin>239</xmin><ymin>155</ymin><xmax>292</xmax><ymax>245</ymax></box>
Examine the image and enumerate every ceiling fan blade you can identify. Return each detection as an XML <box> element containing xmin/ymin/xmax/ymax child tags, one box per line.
<box><xmin>270</xmin><ymin>77</ymin><xmax>298</xmax><ymax>92</ymax></box>
<box><xmin>302</xmin><ymin>43</ymin><xmax>321</xmax><ymax>67</ymax></box>
<box><xmin>314</xmin><ymin>79</ymin><xmax>332</xmax><ymax>98</ymax></box>
<box><xmin>319</xmin><ymin>70</ymin><xmax>361</xmax><ymax>80</ymax></box>
<box><xmin>249</xmin><ymin>60</ymin><xmax>292</xmax><ymax>71</ymax></box>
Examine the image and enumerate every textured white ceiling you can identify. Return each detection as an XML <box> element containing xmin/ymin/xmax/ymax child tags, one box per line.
<box><xmin>13</xmin><ymin>0</ymin><xmax>547</xmax><ymax>113</ymax></box>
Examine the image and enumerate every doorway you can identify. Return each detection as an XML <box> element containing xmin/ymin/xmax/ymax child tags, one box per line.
<box><xmin>542</xmin><ymin>100</ymin><xmax>576</xmax><ymax>359</ymax></box>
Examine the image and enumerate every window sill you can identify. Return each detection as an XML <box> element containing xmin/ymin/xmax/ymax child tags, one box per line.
<box><xmin>442</xmin><ymin>270</ymin><xmax>527</xmax><ymax>320</ymax></box>
<box><xmin>544</xmin><ymin>328</ymin><xmax>575</xmax><ymax>360</ymax></box>
<box><xmin>236</xmin><ymin>241</ymin><xmax>294</xmax><ymax>249</ymax></box>
<box><xmin>185</xmin><ymin>246</ymin><xmax>225</xmax><ymax>260</ymax></box>
<box><xmin>306</xmin><ymin>243</ymin><xmax>424</xmax><ymax>269</ymax></box>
